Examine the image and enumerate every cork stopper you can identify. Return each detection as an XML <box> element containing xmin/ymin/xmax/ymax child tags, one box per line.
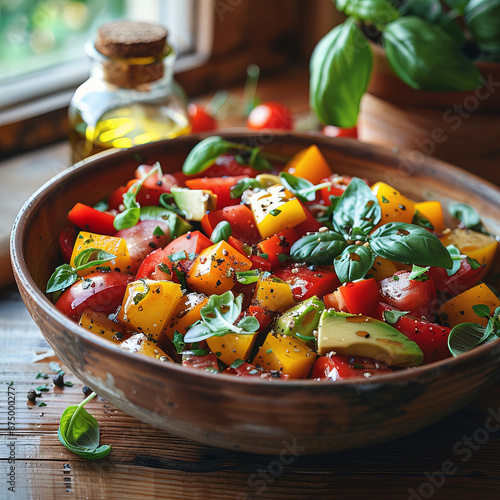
<box><xmin>94</xmin><ymin>21</ymin><xmax>170</xmax><ymax>88</ymax></box>
<box><xmin>95</xmin><ymin>21</ymin><xmax>168</xmax><ymax>59</ymax></box>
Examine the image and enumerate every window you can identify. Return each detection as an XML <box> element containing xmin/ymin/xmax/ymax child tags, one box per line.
<box><xmin>0</xmin><ymin>0</ymin><xmax>212</xmax><ymax>110</ymax></box>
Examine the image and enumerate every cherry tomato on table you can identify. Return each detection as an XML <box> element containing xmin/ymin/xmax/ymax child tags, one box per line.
<box><xmin>247</xmin><ymin>102</ymin><xmax>293</xmax><ymax>130</ymax></box>
<box><xmin>188</xmin><ymin>103</ymin><xmax>217</xmax><ymax>134</ymax></box>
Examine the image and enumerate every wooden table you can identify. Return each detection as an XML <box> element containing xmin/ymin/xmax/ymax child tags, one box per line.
<box><xmin>1</xmin><ymin>285</ymin><xmax>500</xmax><ymax>499</ymax></box>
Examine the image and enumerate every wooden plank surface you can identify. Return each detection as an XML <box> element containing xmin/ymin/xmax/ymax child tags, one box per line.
<box><xmin>2</xmin><ymin>287</ymin><xmax>500</xmax><ymax>499</ymax></box>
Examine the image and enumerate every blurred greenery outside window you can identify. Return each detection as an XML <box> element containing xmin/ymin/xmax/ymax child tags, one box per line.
<box><xmin>0</xmin><ymin>0</ymin><xmax>205</xmax><ymax>110</ymax></box>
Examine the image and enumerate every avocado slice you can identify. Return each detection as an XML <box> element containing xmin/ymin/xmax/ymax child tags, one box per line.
<box><xmin>274</xmin><ymin>296</ymin><xmax>324</xmax><ymax>341</ymax></box>
<box><xmin>317</xmin><ymin>310</ymin><xmax>423</xmax><ymax>367</ymax></box>
<box><xmin>171</xmin><ymin>187</ymin><xmax>217</xmax><ymax>221</ymax></box>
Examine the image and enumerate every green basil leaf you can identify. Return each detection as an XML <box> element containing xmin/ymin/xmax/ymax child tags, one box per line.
<box><xmin>295</xmin><ymin>332</ymin><xmax>317</xmax><ymax>342</ymax></box>
<box><xmin>93</xmin><ymin>199</ymin><xmax>109</xmax><ymax>212</ymax></box>
<box><xmin>383</xmin><ymin>309</ymin><xmax>411</xmax><ymax>324</ymax></box>
<box><xmin>383</xmin><ymin>16</ymin><xmax>480</xmax><ymax>91</ymax></box>
<box><xmin>168</xmin><ymin>251</ymin><xmax>187</xmax><ymax>262</ymax></box>
<box><xmin>113</xmin><ymin>207</ymin><xmax>141</xmax><ymax>231</ymax></box>
<box><xmin>310</xmin><ymin>17</ymin><xmax>373</xmax><ymax>127</ymax></box>
<box><xmin>184</xmin><ymin>323</ymin><xmax>226</xmax><ymax>343</ymax></box>
<box><xmin>290</xmin><ymin>231</ymin><xmax>347</xmax><ymax>265</ymax></box>
<box><xmin>447</xmin><ymin>202</ymin><xmax>481</xmax><ymax>228</ymax></box>
<box><xmin>465</xmin><ymin>0</ymin><xmax>500</xmax><ymax>52</ymax></box>
<box><xmin>408</xmin><ymin>264</ymin><xmax>430</xmax><ymax>281</ymax></box>
<box><xmin>467</xmin><ymin>257</ymin><xmax>482</xmax><ymax>270</ymax></box>
<box><xmin>58</xmin><ymin>392</ymin><xmax>111</xmax><ymax>460</ymax></box>
<box><xmin>334</xmin><ymin>244</ymin><xmax>375</xmax><ymax>283</ymax></box>
<box><xmin>447</xmin><ymin>322</ymin><xmax>491</xmax><ymax>356</ymax></box>
<box><xmin>369</xmin><ymin>222</ymin><xmax>453</xmax><ymax>268</ymax></box>
<box><xmin>472</xmin><ymin>303</ymin><xmax>492</xmax><ymax>319</ymax></box>
<box><xmin>139</xmin><ymin>206</ymin><xmax>192</xmax><ymax>239</ymax></box>
<box><xmin>446</xmin><ymin>244</ymin><xmax>465</xmax><ymax>276</ymax></box>
<box><xmin>236</xmin><ymin>315</ymin><xmax>260</xmax><ymax>332</ymax></box>
<box><xmin>279</xmin><ymin>172</ymin><xmax>316</xmax><ymax>202</ymax></box>
<box><xmin>442</xmin><ymin>0</ymin><xmax>469</xmax><ymax>14</ymax></box>
<box><xmin>230</xmin><ymin>178</ymin><xmax>263</xmax><ymax>199</ymax></box>
<box><xmin>172</xmin><ymin>331</ymin><xmax>185</xmax><ymax>354</ymax></box>
<box><xmin>46</xmin><ymin>264</ymin><xmax>78</xmax><ymax>294</ymax></box>
<box><xmin>236</xmin><ymin>270</ymin><xmax>262</xmax><ymax>284</ymax></box>
<box><xmin>153</xmin><ymin>226</ymin><xmax>165</xmax><ymax>236</ymax></box>
<box><xmin>400</xmin><ymin>0</ymin><xmax>464</xmax><ymax>45</ymax></box>
<box><xmin>345</xmin><ymin>0</ymin><xmax>400</xmax><ymax>28</ymax></box>
<box><xmin>333</xmin><ymin>177</ymin><xmax>381</xmax><ymax>236</ymax></box>
<box><xmin>210</xmin><ymin>221</ymin><xmax>232</xmax><ymax>244</ymax></box>
<box><xmin>182</xmin><ymin>136</ymin><xmax>234</xmax><ymax>175</ymax></box>
<box><xmin>248</xmin><ymin>147</ymin><xmax>274</xmax><ymax>172</ymax></box>
<box><xmin>412</xmin><ymin>210</ymin><xmax>434</xmax><ymax>231</ymax></box>
<box><xmin>230</xmin><ymin>358</ymin><xmax>245</xmax><ymax>369</ymax></box>
<box><xmin>173</xmin><ymin>268</ymin><xmax>187</xmax><ymax>290</ymax></box>
<box><xmin>201</xmin><ymin>291</ymin><xmax>244</xmax><ymax>334</ymax></box>
<box><xmin>73</xmin><ymin>248</ymin><xmax>116</xmax><ymax>271</ymax></box>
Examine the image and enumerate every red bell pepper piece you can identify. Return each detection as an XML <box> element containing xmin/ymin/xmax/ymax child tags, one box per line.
<box><xmin>67</xmin><ymin>203</ymin><xmax>116</xmax><ymax>235</ymax></box>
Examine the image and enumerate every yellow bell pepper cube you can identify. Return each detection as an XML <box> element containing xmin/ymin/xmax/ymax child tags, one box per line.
<box><xmin>119</xmin><ymin>333</ymin><xmax>174</xmax><ymax>362</ymax></box>
<box><xmin>438</xmin><ymin>283</ymin><xmax>500</xmax><ymax>328</ymax></box>
<box><xmin>248</xmin><ymin>184</ymin><xmax>307</xmax><ymax>239</ymax></box>
<box><xmin>70</xmin><ymin>231</ymin><xmax>132</xmax><ymax>276</ymax></box>
<box><xmin>253</xmin><ymin>332</ymin><xmax>317</xmax><ymax>379</ymax></box>
<box><xmin>207</xmin><ymin>332</ymin><xmax>259</xmax><ymax>366</ymax></box>
<box><xmin>283</xmin><ymin>145</ymin><xmax>333</xmax><ymax>184</ymax></box>
<box><xmin>117</xmin><ymin>279</ymin><xmax>184</xmax><ymax>340</ymax></box>
<box><xmin>251</xmin><ymin>274</ymin><xmax>295</xmax><ymax>312</ymax></box>
<box><xmin>186</xmin><ymin>240</ymin><xmax>252</xmax><ymax>295</ymax></box>
<box><xmin>162</xmin><ymin>293</ymin><xmax>208</xmax><ymax>342</ymax></box>
<box><xmin>439</xmin><ymin>228</ymin><xmax>498</xmax><ymax>279</ymax></box>
<box><xmin>368</xmin><ymin>256</ymin><xmax>399</xmax><ymax>280</ymax></box>
<box><xmin>79</xmin><ymin>308</ymin><xmax>129</xmax><ymax>344</ymax></box>
<box><xmin>414</xmin><ymin>201</ymin><xmax>445</xmax><ymax>234</ymax></box>
<box><xmin>371</xmin><ymin>182</ymin><xmax>415</xmax><ymax>226</ymax></box>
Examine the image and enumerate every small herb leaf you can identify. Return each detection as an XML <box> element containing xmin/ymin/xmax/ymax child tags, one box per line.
<box><xmin>334</xmin><ymin>244</ymin><xmax>375</xmax><ymax>283</ymax></box>
<box><xmin>384</xmin><ymin>310</ymin><xmax>410</xmax><ymax>324</ymax></box>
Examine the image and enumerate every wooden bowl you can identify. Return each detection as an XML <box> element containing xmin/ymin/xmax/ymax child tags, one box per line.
<box><xmin>10</xmin><ymin>132</ymin><xmax>500</xmax><ymax>455</ymax></box>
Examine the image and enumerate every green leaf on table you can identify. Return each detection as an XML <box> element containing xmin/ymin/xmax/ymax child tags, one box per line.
<box><xmin>58</xmin><ymin>392</ymin><xmax>111</xmax><ymax>460</ymax></box>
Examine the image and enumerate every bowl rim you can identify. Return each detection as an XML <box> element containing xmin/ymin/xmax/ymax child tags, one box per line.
<box><xmin>10</xmin><ymin>131</ymin><xmax>500</xmax><ymax>390</ymax></box>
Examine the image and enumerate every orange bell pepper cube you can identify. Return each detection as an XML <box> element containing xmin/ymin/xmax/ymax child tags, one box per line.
<box><xmin>162</xmin><ymin>293</ymin><xmax>209</xmax><ymax>342</ymax></box>
<box><xmin>68</xmin><ymin>203</ymin><xmax>116</xmax><ymax>236</ymax></box>
<box><xmin>118</xmin><ymin>333</ymin><xmax>174</xmax><ymax>362</ymax></box>
<box><xmin>117</xmin><ymin>279</ymin><xmax>184</xmax><ymax>340</ymax></box>
<box><xmin>283</xmin><ymin>145</ymin><xmax>333</xmax><ymax>185</ymax></box>
<box><xmin>371</xmin><ymin>181</ymin><xmax>415</xmax><ymax>226</ymax></box>
<box><xmin>207</xmin><ymin>331</ymin><xmax>259</xmax><ymax>366</ymax></box>
<box><xmin>248</xmin><ymin>184</ymin><xmax>307</xmax><ymax>239</ymax></box>
<box><xmin>70</xmin><ymin>231</ymin><xmax>133</xmax><ymax>276</ymax></box>
<box><xmin>186</xmin><ymin>240</ymin><xmax>252</xmax><ymax>295</ymax></box>
<box><xmin>79</xmin><ymin>308</ymin><xmax>129</xmax><ymax>344</ymax></box>
<box><xmin>414</xmin><ymin>201</ymin><xmax>445</xmax><ymax>234</ymax></box>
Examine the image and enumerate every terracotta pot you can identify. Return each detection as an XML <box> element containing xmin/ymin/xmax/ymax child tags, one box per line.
<box><xmin>10</xmin><ymin>133</ymin><xmax>500</xmax><ymax>454</ymax></box>
<box><xmin>359</xmin><ymin>43</ymin><xmax>500</xmax><ymax>186</ymax></box>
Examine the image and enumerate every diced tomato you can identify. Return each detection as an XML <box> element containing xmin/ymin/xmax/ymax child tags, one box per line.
<box><xmin>310</xmin><ymin>354</ymin><xmax>392</xmax><ymax>381</ymax></box>
<box><xmin>188</xmin><ymin>103</ymin><xmax>217</xmax><ymax>133</ymax></box>
<box><xmin>427</xmin><ymin>259</ymin><xmax>483</xmax><ymax>301</ymax></box>
<box><xmin>115</xmin><ymin>220</ymin><xmax>170</xmax><ymax>272</ymax></box>
<box><xmin>320</xmin><ymin>175</ymin><xmax>353</xmax><ymax>206</ymax></box>
<box><xmin>294</xmin><ymin>206</ymin><xmax>322</xmax><ymax>236</ymax></box>
<box><xmin>249</xmin><ymin>255</ymin><xmax>272</xmax><ymax>272</ymax></box>
<box><xmin>136</xmin><ymin>247</ymin><xmax>173</xmax><ymax>281</ymax></box>
<box><xmin>376</xmin><ymin>302</ymin><xmax>451</xmax><ymax>364</ymax></box>
<box><xmin>323</xmin><ymin>290</ymin><xmax>349</xmax><ymax>312</ymax></box>
<box><xmin>224</xmin><ymin>362</ymin><xmax>288</xmax><ymax>379</ymax></box>
<box><xmin>322</xmin><ymin>125</ymin><xmax>358</xmax><ymax>139</ymax></box>
<box><xmin>201</xmin><ymin>205</ymin><xmax>261</xmax><ymax>245</ymax></box>
<box><xmin>257</xmin><ymin>228</ymin><xmax>299</xmax><ymax>269</ymax></box>
<box><xmin>55</xmin><ymin>270</ymin><xmax>133</xmax><ymax>321</ymax></box>
<box><xmin>378</xmin><ymin>270</ymin><xmax>437</xmax><ymax>321</ymax></box>
<box><xmin>246</xmin><ymin>305</ymin><xmax>274</xmax><ymax>331</ymax></box>
<box><xmin>67</xmin><ymin>203</ymin><xmax>116</xmax><ymax>236</ymax></box>
<box><xmin>200</xmin><ymin>153</ymin><xmax>262</xmax><ymax>178</ymax></box>
<box><xmin>182</xmin><ymin>353</ymin><xmax>219</xmax><ymax>371</ymax></box>
<box><xmin>274</xmin><ymin>264</ymin><xmax>340</xmax><ymax>300</ymax></box>
<box><xmin>228</xmin><ymin>236</ymin><xmax>251</xmax><ymax>257</ymax></box>
<box><xmin>185</xmin><ymin>175</ymin><xmax>246</xmax><ymax>209</ymax></box>
<box><xmin>59</xmin><ymin>225</ymin><xmax>77</xmax><ymax>263</ymax></box>
<box><xmin>108</xmin><ymin>185</ymin><xmax>128</xmax><ymax>210</ymax></box>
<box><xmin>130</xmin><ymin>165</ymin><xmax>179</xmax><ymax>206</ymax></box>
<box><xmin>337</xmin><ymin>278</ymin><xmax>382</xmax><ymax>317</ymax></box>
<box><xmin>163</xmin><ymin>231</ymin><xmax>212</xmax><ymax>258</ymax></box>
